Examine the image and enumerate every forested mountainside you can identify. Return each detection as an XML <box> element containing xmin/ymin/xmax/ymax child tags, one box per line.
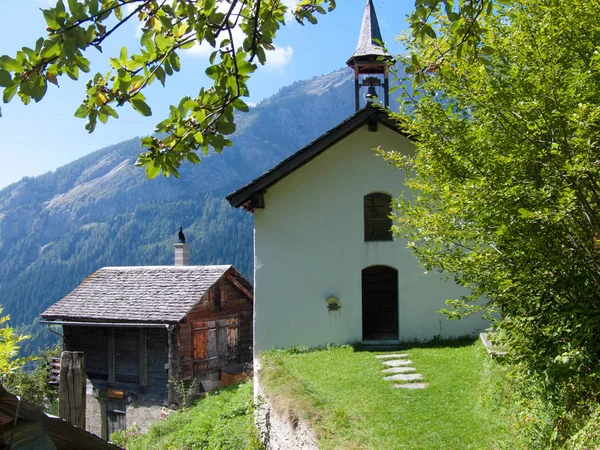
<box><xmin>0</xmin><ymin>67</ymin><xmax>400</xmax><ymax>355</ymax></box>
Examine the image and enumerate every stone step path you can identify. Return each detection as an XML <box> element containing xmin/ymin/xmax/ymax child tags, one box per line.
<box><xmin>383</xmin><ymin>373</ymin><xmax>423</xmax><ymax>382</ymax></box>
<box><xmin>381</xmin><ymin>367</ymin><xmax>416</xmax><ymax>374</ymax></box>
<box><xmin>376</xmin><ymin>353</ymin><xmax>428</xmax><ymax>389</ymax></box>
<box><xmin>375</xmin><ymin>353</ymin><xmax>409</xmax><ymax>359</ymax></box>
<box><xmin>382</xmin><ymin>359</ymin><xmax>413</xmax><ymax>367</ymax></box>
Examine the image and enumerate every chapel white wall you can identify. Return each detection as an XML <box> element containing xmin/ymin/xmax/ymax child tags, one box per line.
<box><xmin>253</xmin><ymin>124</ymin><xmax>488</xmax><ymax>352</ymax></box>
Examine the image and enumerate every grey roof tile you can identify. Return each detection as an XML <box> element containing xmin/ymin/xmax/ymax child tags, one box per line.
<box><xmin>41</xmin><ymin>265</ymin><xmax>251</xmax><ymax>324</ymax></box>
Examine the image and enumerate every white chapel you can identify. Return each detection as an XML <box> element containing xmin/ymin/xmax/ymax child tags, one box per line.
<box><xmin>227</xmin><ymin>0</ymin><xmax>488</xmax><ymax>353</ymax></box>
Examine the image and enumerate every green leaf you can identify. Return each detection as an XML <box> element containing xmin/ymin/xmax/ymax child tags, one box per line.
<box><xmin>67</xmin><ymin>0</ymin><xmax>78</xmax><ymax>13</ymax></box>
<box><xmin>145</xmin><ymin>162</ymin><xmax>160</xmax><ymax>179</ymax></box>
<box><xmin>169</xmin><ymin>52</ymin><xmax>180</xmax><ymax>72</ymax></box>
<box><xmin>42</xmin><ymin>40</ymin><xmax>60</xmax><ymax>59</ymax></box>
<box><xmin>119</xmin><ymin>46</ymin><xmax>128</xmax><ymax>65</ymax></box>
<box><xmin>31</xmin><ymin>77</ymin><xmax>47</xmax><ymax>102</ymax></box>
<box><xmin>186</xmin><ymin>152</ymin><xmax>201</xmax><ymax>164</ymax></box>
<box><xmin>88</xmin><ymin>0</ymin><xmax>98</xmax><ymax>15</ymax></box>
<box><xmin>155</xmin><ymin>67</ymin><xmax>166</xmax><ymax>86</ymax></box>
<box><xmin>0</xmin><ymin>56</ymin><xmax>22</xmax><ymax>72</ymax></box>
<box><xmin>216</xmin><ymin>120</ymin><xmax>236</xmax><ymax>135</ymax></box>
<box><xmin>204</xmin><ymin>0</ymin><xmax>216</xmax><ymax>15</ymax></box>
<box><xmin>205</xmin><ymin>65</ymin><xmax>219</xmax><ymax>80</ymax></box>
<box><xmin>0</xmin><ymin>69</ymin><xmax>13</xmax><ymax>88</ymax></box>
<box><xmin>131</xmin><ymin>98</ymin><xmax>152</xmax><ymax>116</ymax></box>
<box><xmin>232</xmin><ymin>98</ymin><xmax>249</xmax><ymax>112</ymax></box>
<box><xmin>75</xmin><ymin>103</ymin><xmax>89</xmax><ymax>119</ymax></box>
<box><xmin>480</xmin><ymin>45</ymin><xmax>495</xmax><ymax>55</ymax></box>
<box><xmin>2</xmin><ymin>83</ymin><xmax>18</xmax><ymax>103</ymax></box>
<box><xmin>42</xmin><ymin>10</ymin><xmax>60</xmax><ymax>30</ymax></box>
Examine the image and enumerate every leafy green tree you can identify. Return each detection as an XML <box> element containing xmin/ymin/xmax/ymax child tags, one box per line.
<box><xmin>3</xmin><ymin>345</ymin><xmax>61</xmax><ymax>414</ymax></box>
<box><xmin>0</xmin><ymin>306</ymin><xmax>31</xmax><ymax>375</ymax></box>
<box><xmin>389</xmin><ymin>0</ymin><xmax>600</xmax><ymax>444</ymax></box>
<box><xmin>0</xmin><ymin>0</ymin><xmax>335</xmax><ymax>178</ymax></box>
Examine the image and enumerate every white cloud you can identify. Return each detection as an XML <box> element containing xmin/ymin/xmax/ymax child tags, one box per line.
<box><xmin>263</xmin><ymin>45</ymin><xmax>294</xmax><ymax>71</ymax></box>
<box><xmin>281</xmin><ymin>0</ymin><xmax>298</xmax><ymax>22</ymax></box>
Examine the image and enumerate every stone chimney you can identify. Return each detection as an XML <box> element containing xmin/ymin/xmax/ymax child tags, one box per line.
<box><xmin>174</xmin><ymin>243</ymin><xmax>189</xmax><ymax>266</ymax></box>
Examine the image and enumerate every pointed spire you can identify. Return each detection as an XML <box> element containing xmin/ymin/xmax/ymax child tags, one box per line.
<box><xmin>346</xmin><ymin>0</ymin><xmax>391</xmax><ymax>66</ymax></box>
<box><xmin>347</xmin><ymin>0</ymin><xmax>394</xmax><ymax>111</ymax></box>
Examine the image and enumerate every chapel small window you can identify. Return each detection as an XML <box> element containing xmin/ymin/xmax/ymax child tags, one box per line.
<box><xmin>364</xmin><ymin>193</ymin><xmax>393</xmax><ymax>241</ymax></box>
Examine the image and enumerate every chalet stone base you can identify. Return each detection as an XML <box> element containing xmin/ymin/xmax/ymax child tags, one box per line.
<box><xmin>85</xmin><ymin>391</ymin><xmax>102</xmax><ymax>437</ymax></box>
<box><xmin>124</xmin><ymin>403</ymin><xmax>164</xmax><ymax>433</ymax></box>
<box><xmin>84</xmin><ymin>381</ymin><xmax>167</xmax><ymax>440</ymax></box>
<box><xmin>254</xmin><ymin>366</ymin><xmax>319</xmax><ymax>450</ymax></box>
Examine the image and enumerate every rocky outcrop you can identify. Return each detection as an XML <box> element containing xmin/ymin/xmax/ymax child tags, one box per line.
<box><xmin>254</xmin><ymin>377</ymin><xmax>319</xmax><ymax>450</ymax></box>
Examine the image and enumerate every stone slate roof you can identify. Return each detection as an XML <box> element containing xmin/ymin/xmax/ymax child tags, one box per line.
<box><xmin>41</xmin><ymin>265</ymin><xmax>252</xmax><ymax>324</ymax></box>
<box><xmin>227</xmin><ymin>105</ymin><xmax>410</xmax><ymax>208</ymax></box>
<box><xmin>346</xmin><ymin>0</ymin><xmax>392</xmax><ymax>66</ymax></box>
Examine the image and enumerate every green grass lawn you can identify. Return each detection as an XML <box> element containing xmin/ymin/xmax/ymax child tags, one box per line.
<box><xmin>260</xmin><ymin>340</ymin><xmax>518</xmax><ymax>450</ymax></box>
<box><xmin>115</xmin><ymin>381</ymin><xmax>262</xmax><ymax>450</ymax></box>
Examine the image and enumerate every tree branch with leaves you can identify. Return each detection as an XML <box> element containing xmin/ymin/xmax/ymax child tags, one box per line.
<box><xmin>0</xmin><ymin>0</ymin><xmax>335</xmax><ymax>178</ymax></box>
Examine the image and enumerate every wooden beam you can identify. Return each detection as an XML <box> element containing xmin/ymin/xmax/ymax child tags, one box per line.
<box><xmin>100</xmin><ymin>399</ymin><xmax>108</xmax><ymax>441</ymax></box>
<box><xmin>167</xmin><ymin>326</ymin><xmax>175</xmax><ymax>405</ymax></box>
<box><xmin>354</xmin><ymin>66</ymin><xmax>360</xmax><ymax>111</ymax></box>
<box><xmin>58</xmin><ymin>351</ymin><xmax>86</xmax><ymax>429</ymax></box>
<box><xmin>225</xmin><ymin>273</ymin><xmax>253</xmax><ymax>301</ymax></box>
<box><xmin>250</xmin><ymin>192</ymin><xmax>264</xmax><ymax>209</ymax></box>
<box><xmin>108</xmin><ymin>328</ymin><xmax>115</xmax><ymax>384</ymax></box>
<box><xmin>139</xmin><ymin>328</ymin><xmax>148</xmax><ymax>387</ymax></box>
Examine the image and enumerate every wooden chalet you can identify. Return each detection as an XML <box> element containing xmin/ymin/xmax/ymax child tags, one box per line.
<box><xmin>40</xmin><ymin>254</ymin><xmax>253</xmax><ymax>439</ymax></box>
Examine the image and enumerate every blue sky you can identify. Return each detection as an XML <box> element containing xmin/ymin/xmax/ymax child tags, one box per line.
<box><xmin>0</xmin><ymin>0</ymin><xmax>413</xmax><ymax>189</ymax></box>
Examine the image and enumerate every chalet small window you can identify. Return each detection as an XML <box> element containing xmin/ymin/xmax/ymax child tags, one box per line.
<box><xmin>214</xmin><ymin>288</ymin><xmax>222</xmax><ymax>311</ymax></box>
<box><xmin>364</xmin><ymin>193</ymin><xmax>393</xmax><ymax>241</ymax></box>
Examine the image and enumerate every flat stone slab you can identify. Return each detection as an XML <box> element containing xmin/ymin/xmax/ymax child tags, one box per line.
<box><xmin>384</xmin><ymin>373</ymin><xmax>423</xmax><ymax>382</ymax></box>
<box><xmin>382</xmin><ymin>359</ymin><xmax>413</xmax><ymax>367</ymax></box>
<box><xmin>375</xmin><ymin>354</ymin><xmax>409</xmax><ymax>359</ymax></box>
<box><xmin>393</xmin><ymin>383</ymin><xmax>429</xmax><ymax>389</ymax></box>
<box><xmin>381</xmin><ymin>367</ymin><xmax>417</xmax><ymax>374</ymax></box>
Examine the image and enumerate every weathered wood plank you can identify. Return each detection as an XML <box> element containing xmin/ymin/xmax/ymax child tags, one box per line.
<box><xmin>59</xmin><ymin>351</ymin><xmax>86</xmax><ymax>429</ymax></box>
<box><xmin>108</xmin><ymin>329</ymin><xmax>115</xmax><ymax>384</ymax></box>
<box><xmin>139</xmin><ymin>329</ymin><xmax>147</xmax><ymax>387</ymax></box>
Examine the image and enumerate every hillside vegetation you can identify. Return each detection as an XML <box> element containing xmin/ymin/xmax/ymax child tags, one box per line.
<box><xmin>113</xmin><ymin>381</ymin><xmax>262</xmax><ymax>450</ymax></box>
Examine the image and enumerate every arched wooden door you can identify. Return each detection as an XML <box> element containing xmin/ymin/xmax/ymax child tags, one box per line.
<box><xmin>362</xmin><ymin>266</ymin><xmax>398</xmax><ymax>340</ymax></box>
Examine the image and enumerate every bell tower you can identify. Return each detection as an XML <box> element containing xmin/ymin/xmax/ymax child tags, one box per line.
<box><xmin>346</xmin><ymin>0</ymin><xmax>394</xmax><ymax>111</ymax></box>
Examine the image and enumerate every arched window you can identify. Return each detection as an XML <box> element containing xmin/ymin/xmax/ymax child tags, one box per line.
<box><xmin>364</xmin><ymin>193</ymin><xmax>393</xmax><ymax>241</ymax></box>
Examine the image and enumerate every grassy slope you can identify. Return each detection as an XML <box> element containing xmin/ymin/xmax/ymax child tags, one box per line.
<box><xmin>122</xmin><ymin>381</ymin><xmax>263</xmax><ymax>450</ymax></box>
<box><xmin>261</xmin><ymin>341</ymin><xmax>518</xmax><ymax>450</ymax></box>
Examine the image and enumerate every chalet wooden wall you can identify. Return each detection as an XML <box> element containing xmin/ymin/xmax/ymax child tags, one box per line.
<box><xmin>177</xmin><ymin>277</ymin><xmax>253</xmax><ymax>381</ymax></box>
<box><xmin>64</xmin><ymin>326</ymin><xmax>168</xmax><ymax>401</ymax></box>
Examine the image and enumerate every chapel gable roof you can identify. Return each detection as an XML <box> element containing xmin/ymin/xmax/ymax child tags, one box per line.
<box><xmin>41</xmin><ymin>265</ymin><xmax>253</xmax><ymax>325</ymax></box>
<box><xmin>226</xmin><ymin>105</ymin><xmax>410</xmax><ymax>209</ymax></box>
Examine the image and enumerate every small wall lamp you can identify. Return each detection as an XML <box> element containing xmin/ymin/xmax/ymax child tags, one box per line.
<box><xmin>325</xmin><ymin>296</ymin><xmax>341</xmax><ymax>311</ymax></box>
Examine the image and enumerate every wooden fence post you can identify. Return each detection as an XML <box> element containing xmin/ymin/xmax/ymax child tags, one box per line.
<box><xmin>59</xmin><ymin>351</ymin><xmax>86</xmax><ymax>429</ymax></box>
